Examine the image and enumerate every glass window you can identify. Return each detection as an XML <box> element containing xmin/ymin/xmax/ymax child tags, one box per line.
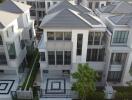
<box><xmin>47</xmin><ymin>32</ymin><xmax>54</xmax><ymax>40</ymax></box>
<box><xmin>95</xmin><ymin>2</ymin><xmax>99</xmax><ymax>8</ymax></box>
<box><xmin>77</xmin><ymin>34</ymin><xmax>83</xmax><ymax>55</ymax></box>
<box><xmin>40</xmin><ymin>52</ymin><xmax>45</xmax><ymax>61</ymax></box>
<box><xmin>55</xmin><ymin>32</ymin><xmax>63</xmax><ymax>40</ymax></box>
<box><xmin>113</xmin><ymin>31</ymin><xmax>129</xmax><ymax>44</ymax></box>
<box><xmin>92</xmin><ymin>49</ymin><xmax>98</xmax><ymax>61</ymax></box>
<box><xmin>6</xmin><ymin>42</ymin><xmax>16</xmax><ymax>59</ymax></box>
<box><xmin>86</xmin><ymin>49</ymin><xmax>91</xmax><ymax>61</ymax></box>
<box><xmin>88</xmin><ymin>32</ymin><xmax>94</xmax><ymax>45</ymax></box>
<box><xmin>47</xmin><ymin>2</ymin><xmax>50</xmax><ymax>8</ymax></box>
<box><xmin>98</xmin><ymin>49</ymin><xmax>104</xmax><ymax>61</ymax></box>
<box><xmin>48</xmin><ymin>51</ymin><xmax>55</xmax><ymax>65</ymax></box>
<box><xmin>0</xmin><ymin>53</ymin><xmax>7</xmax><ymax>65</ymax></box>
<box><xmin>89</xmin><ymin>2</ymin><xmax>92</xmax><ymax>9</ymax></box>
<box><xmin>64</xmin><ymin>51</ymin><xmax>71</xmax><ymax>65</ymax></box>
<box><xmin>94</xmin><ymin>32</ymin><xmax>101</xmax><ymax>45</ymax></box>
<box><xmin>56</xmin><ymin>51</ymin><xmax>63</xmax><ymax>65</ymax></box>
<box><xmin>64</xmin><ymin>32</ymin><xmax>71</xmax><ymax>40</ymax></box>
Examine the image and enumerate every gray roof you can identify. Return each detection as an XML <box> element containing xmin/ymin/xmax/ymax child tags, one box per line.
<box><xmin>0</xmin><ymin>0</ymin><xmax>31</xmax><ymax>29</ymax></box>
<box><xmin>40</xmin><ymin>9</ymin><xmax>92</xmax><ymax>28</ymax></box>
<box><xmin>109</xmin><ymin>14</ymin><xmax>132</xmax><ymax>27</ymax></box>
<box><xmin>0</xmin><ymin>0</ymin><xmax>31</xmax><ymax>13</ymax></box>
<box><xmin>79</xmin><ymin>13</ymin><xmax>101</xmax><ymax>25</ymax></box>
<box><xmin>99</xmin><ymin>1</ymin><xmax>132</xmax><ymax>14</ymax></box>
<box><xmin>47</xmin><ymin>0</ymin><xmax>91</xmax><ymax>14</ymax></box>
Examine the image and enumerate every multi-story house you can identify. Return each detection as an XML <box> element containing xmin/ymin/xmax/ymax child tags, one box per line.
<box><xmin>38</xmin><ymin>0</ymin><xmax>107</xmax><ymax>98</ymax></box>
<box><xmin>80</xmin><ymin>0</ymin><xmax>112</xmax><ymax>10</ymax></box>
<box><xmin>104</xmin><ymin>14</ymin><xmax>132</xmax><ymax>84</ymax></box>
<box><xmin>0</xmin><ymin>0</ymin><xmax>34</xmax><ymax>82</ymax></box>
<box><xmin>95</xmin><ymin>1</ymin><xmax>132</xmax><ymax>22</ymax></box>
<box><xmin>14</xmin><ymin>0</ymin><xmax>76</xmax><ymax>40</ymax></box>
<box><xmin>38</xmin><ymin>0</ymin><xmax>132</xmax><ymax>98</ymax></box>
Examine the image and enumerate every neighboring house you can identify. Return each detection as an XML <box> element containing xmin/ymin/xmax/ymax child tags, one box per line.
<box><xmin>95</xmin><ymin>1</ymin><xmax>132</xmax><ymax>22</ymax></box>
<box><xmin>0</xmin><ymin>0</ymin><xmax>34</xmax><ymax>81</ymax></box>
<box><xmin>105</xmin><ymin>14</ymin><xmax>132</xmax><ymax>84</ymax></box>
<box><xmin>14</xmin><ymin>0</ymin><xmax>76</xmax><ymax>40</ymax></box>
<box><xmin>80</xmin><ymin>0</ymin><xmax>112</xmax><ymax>10</ymax></box>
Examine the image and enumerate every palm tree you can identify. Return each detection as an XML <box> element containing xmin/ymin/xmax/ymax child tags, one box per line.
<box><xmin>72</xmin><ymin>64</ymin><xmax>98</xmax><ymax>100</ymax></box>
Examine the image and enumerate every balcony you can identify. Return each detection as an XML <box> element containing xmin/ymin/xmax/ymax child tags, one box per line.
<box><xmin>46</xmin><ymin>41</ymin><xmax>72</xmax><ymax>50</ymax></box>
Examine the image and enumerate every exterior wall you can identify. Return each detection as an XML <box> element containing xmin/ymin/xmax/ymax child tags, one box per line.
<box><xmin>0</xmin><ymin>9</ymin><xmax>34</xmax><ymax>76</ymax></box>
<box><xmin>81</xmin><ymin>0</ymin><xmax>112</xmax><ymax>10</ymax></box>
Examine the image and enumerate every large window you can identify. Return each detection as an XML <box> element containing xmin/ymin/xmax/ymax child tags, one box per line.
<box><xmin>48</xmin><ymin>51</ymin><xmax>55</xmax><ymax>65</ymax></box>
<box><xmin>6</xmin><ymin>42</ymin><xmax>16</xmax><ymax>59</ymax></box>
<box><xmin>88</xmin><ymin>32</ymin><xmax>102</xmax><ymax>45</ymax></box>
<box><xmin>64</xmin><ymin>51</ymin><xmax>71</xmax><ymax>65</ymax></box>
<box><xmin>89</xmin><ymin>2</ymin><xmax>92</xmax><ymax>9</ymax></box>
<box><xmin>40</xmin><ymin>52</ymin><xmax>45</xmax><ymax>61</ymax></box>
<box><xmin>47</xmin><ymin>32</ymin><xmax>54</xmax><ymax>40</ymax></box>
<box><xmin>56</xmin><ymin>32</ymin><xmax>63</xmax><ymax>40</ymax></box>
<box><xmin>110</xmin><ymin>53</ymin><xmax>127</xmax><ymax>65</ymax></box>
<box><xmin>113</xmin><ymin>31</ymin><xmax>129</xmax><ymax>44</ymax></box>
<box><xmin>64</xmin><ymin>32</ymin><xmax>71</xmax><ymax>40</ymax></box>
<box><xmin>77</xmin><ymin>34</ymin><xmax>83</xmax><ymax>55</ymax></box>
<box><xmin>56</xmin><ymin>51</ymin><xmax>63</xmax><ymax>65</ymax></box>
<box><xmin>0</xmin><ymin>53</ymin><xmax>7</xmax><ymax>65</ymax></box>
<box><xmin>86</xmin><ymin>49</ymin><xmax>104</xmax><ymax>61</ymax></box>
<box><xmin>107</xmin><ymin>71</ymin><xmax>122</xmax><ymax>82</ymax></box>
<box><xmin>48</xmin><ymin>51</ymin><xmax>71</xmax><ymax>65</ymax></box>
<box><xmin>47</xmin><ymin>32</ymin><xmax>71</xmax><ymax>40</ymax></box>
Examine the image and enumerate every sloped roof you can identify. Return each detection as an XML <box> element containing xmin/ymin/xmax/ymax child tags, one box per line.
<box><xmin>109</xmin><ymin>14</ymin><xmax>132</xmax><ymax>27</ymax></box>
<box><xmin>99</xmin><ymin>1</ymin><xmax>132</xmax><ymax>14</ymax></box>
<box><xmin>0</xmin><ymin>0</ymin><xmax>31</xmax><ymax>13</ymax></box>
<box><xmin>40</xmin><ymin>9</ymin><xmax>91</xmax><ymax>28</ymax></box>
<box><xmin>0</xmin><ymin>11</ymin><xmax>19</xmax><ymax>28</ymax></box>
<box><xmin>47</xmin><ymin>0</ymin><xmax>91</xmax><ymax>14</ymax></box>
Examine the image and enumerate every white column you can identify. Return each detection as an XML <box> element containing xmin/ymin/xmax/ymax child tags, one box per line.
<box><xmin>122</xmin><ymin>52</ymin><xmax>132</xmax><ymax>84</ymax></box>
<box><xmin>81</xmin><ymin>31</ymin><xmax>89</xmax><ymax>63</ymax></box>
<box><xmin>40</xmin><ymin>68</ymin><xmax>43</xmax><ymax>82</ymax></box>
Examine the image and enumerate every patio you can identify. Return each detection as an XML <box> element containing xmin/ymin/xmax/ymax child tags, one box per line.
<box><xmin>40</xmin><ymin>71</ymin><xmax>72</xmax><ymax>98</ymax></box>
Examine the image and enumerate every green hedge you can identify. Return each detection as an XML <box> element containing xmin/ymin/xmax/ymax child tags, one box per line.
<box><xmin>22</xmin><ymin>48</ymin><xmax>40</xmax><ymax>90</ymax></box>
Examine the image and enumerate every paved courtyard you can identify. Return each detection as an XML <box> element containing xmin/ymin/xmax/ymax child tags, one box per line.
<box><xmin>45</xmin><ymin>78</ymin><xmax>66</xmax><ymax>94</ymax></box>
<box><xmin>0</xmin><ymin>80</ymin><xmax>15</xmax><ymax>94</ymax></box>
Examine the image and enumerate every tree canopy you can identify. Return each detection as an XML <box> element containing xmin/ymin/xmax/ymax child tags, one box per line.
<box><xmin>72</xmin><ymin>64</ymin><xmax>98</xmax><ymax>100</ymax></box>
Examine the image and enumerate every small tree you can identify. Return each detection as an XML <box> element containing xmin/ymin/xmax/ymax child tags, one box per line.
<box><xmin>72</xmin><ymin>64</ymin><xmax>98</xmax><ymax>100</ymax></box>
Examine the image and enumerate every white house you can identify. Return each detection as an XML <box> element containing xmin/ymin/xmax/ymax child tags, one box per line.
<box><xmin>80</xmin><ymin>0</ymin><xmax>112</xmax><ymax>10</ymax></box>
<box><xmin>38</xmin><ymin>0</ymin><xmax>108</xmax><ymax>98</ymax></box>
<box><xmin>95</xmin><ymin>1</ymin><xmax>132</xmax><ymax>22</ymax></box>
<box><xmin>0</xmin><ymin>0</ymin><xmax>35</xmax><ymax>82</ymax></box>
<box><xmin>38</xmin><ymin>0</ymin><xmax>132</xmax><ymax>98</ymax></box>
